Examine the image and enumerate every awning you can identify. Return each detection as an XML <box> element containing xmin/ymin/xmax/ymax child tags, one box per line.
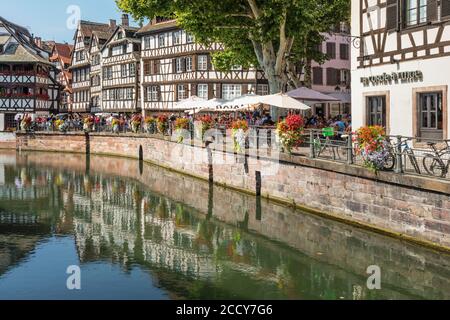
<box><xmin>327</xmin><ymin>92</ymin><xmax>352</xmax><ymax>104</ymax></box>
<box><xmin>287</xmin><ymin>87</ymin><xmax>339</xmax><ymax>102</ymax></box>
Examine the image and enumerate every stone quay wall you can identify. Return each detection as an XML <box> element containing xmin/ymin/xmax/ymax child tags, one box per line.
<box><xmin>6</xmin><ymin>131</ymin><xmax>450</xmax><ymax>251</ymax></box>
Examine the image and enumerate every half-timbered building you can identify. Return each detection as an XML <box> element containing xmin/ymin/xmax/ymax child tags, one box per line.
<box><xmin>0</xmin><ymin>16</ymin><xmax>59</xmax><ymax>131</ymax></box>
<box><xmin>89</xmin><ymin>31</ymin><xmax>113</xmax><ymax>113</ymax></box>
<box><xmin>138</xmin><ymin>19</ymin><xmax>267</xmax><ymax>112</ymax></box>
<box><xmin>101</xmin><ymin>15</ymin><xmax>141</xmax><ymax>113</ymax></box>
<box><xmin>50</xmin><ymin>43</ymin><xmax>73</xmax><ymax>113</ymax></box>
<box><xmin>70</xmin><ymin>20</ymin><xmax>115</xmax><ymax>114</ymax></box>
<box><xmin>352</xmin><ymin>0</ymin><xmax>450</xmax><ymax>139</ymax></box>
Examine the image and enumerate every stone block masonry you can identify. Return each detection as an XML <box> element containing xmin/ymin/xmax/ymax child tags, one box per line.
<box><xmin>9</xmin><ymin>132</ymin><xmax>450</xmax><ymax>251</ymax></box>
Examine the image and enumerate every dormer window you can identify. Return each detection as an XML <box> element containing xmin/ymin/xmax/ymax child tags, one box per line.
<box><xmin>118</xmin><ymin>32</ymin><xmax>123</xmax><ymax>40</ymax></box>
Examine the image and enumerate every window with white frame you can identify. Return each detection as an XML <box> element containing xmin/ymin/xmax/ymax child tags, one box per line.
<box><xmin>406</xmin><ymin>0</ymin><xmax>427</xmax><ymax>26</ymax></box>
<box><xmin>129</xmin><ymin>63</ymin><xmax>136</xmax><ymax>76</ymax></box>
<box><xmin>186</xmin><ymin>57</ymin><xmax>193</xmax><ymax>71</ymax></box>
<box><xmin>144</xmin><ymin>36</ymin><xmax>152</xmax><ymax>49</ymax></box>
<box><xmin>158</xmin><ymin>34</ymin><xmax>166</xmax><ymax>47</ymax></box>
<box><xmin>112</xmin><ymin>45</ymin><xmax>123</xmax><ymax>56</ymax></box>
<box><xmin>177</xmin><ymin>84</ymin><xmax>188</xmax><ymax>100</ymax></box>
<box><xmin>257</xmin><ymin>84</ymin><xmax>269</xmax><ymax>96</ymax></box>
<box><xmin>222</xmin><ymin>84</ymin><xmax>242</xmax><ymax>101</ymax></box>
<box><xmin>147</xmin><ymin>85</ymin><xmax>160</xmax><ymax>102</ymax></box>
<box><xmin>173</xmin><ymin>31</ymin><xmax>182</xmax><ymax>45</ymax></box>
<box><xmin>197</xmin><ymin>55</ymin><xmax>208</xmax><ymax>71</ymax></box>
<box><xmin>198</xmin><ymin>84</ymin><xmax>208</xmax><ymax>99</ymax></box>
<box><xmin>186</xmin><ymin>33</ymin><xmax>194</xmax><ymax>43</ymax></box>
<box><xmin>121</xmin><ymin>64</ymin><xmax>128</xmax><ymax>78</ymax></box>
<box><xmin>126</xmin><ymin>88</ymin><xmax>133</xmax><ymax>100</ymax></box>
<box><xmin>176</xmin><ymin>58</ymin><xmax>184</xmax><ymax>73</ymax></box>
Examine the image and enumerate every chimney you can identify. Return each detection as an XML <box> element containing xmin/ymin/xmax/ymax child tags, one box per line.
<box><xmin>121</xmin><ymin>14</ymin><xmax>129</xmax><ymax>27</ymax></box>
<box><xmin>109</xmin><ymin>19</ymin><xmax>117</xmax><ymax>28</ymax></box>
<box><xmin>34</xmin><ymin>37</ymin><xmax>42</xmax><ymax>48</ymax></box>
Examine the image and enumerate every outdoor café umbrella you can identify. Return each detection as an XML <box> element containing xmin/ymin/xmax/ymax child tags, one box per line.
<box><xmin>260</xmin><ymin>93</ymin><xmax>311</xmax><ymax>110</ymax></box>
<box><xmin>193</xmin><ymin>98</ymin><xmax>227</xmax><ymax>113</ymax></box>
<box><xmin>287</xmin><ymin>87</ymin><xmax>339</xmax><ymax>102</ymax></box>
<box><xmin>174</xmin><ymin>95</ymin><xmax>206</xmax><ymax>110</ymax></box>
<box><xmin>221</xmin><ymin>94</ymin><xmax>263</xmax><ymax>109</ymax></box>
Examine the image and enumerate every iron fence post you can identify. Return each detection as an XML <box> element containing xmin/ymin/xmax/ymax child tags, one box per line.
<box><xmin>309</xmin><ymin>130</ymin><xmax>315</xmax><ymax>159</ymax></box>
<box><xmin>347</xmin><ymin>133</ymin><xmax>354</xmax><ymax>165</ymax></box>
<box><xmin>394</xmin><ymin>135</ymin><xmax>403</xmax><ymax>174</ymax></box>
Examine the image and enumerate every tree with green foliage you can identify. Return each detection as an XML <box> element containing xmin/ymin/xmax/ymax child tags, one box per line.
<box><xmin>116</xmin><ymin>0</ymin><xmax>350</xmax><ymax>94</ymax></box>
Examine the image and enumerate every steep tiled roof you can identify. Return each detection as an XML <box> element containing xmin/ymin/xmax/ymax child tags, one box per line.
<box><xmin>51</xmin><ymin>43</ymin><xmax>73</xmax><ymax>65</ymax></box>
<box><xmin>0</xmin><ymin>16</ymin><xmax>52</xmax><ymax>65</ymax></box>
<box><xmin>137</xmin><ymin>20</ymin><xmax>178</xmax><ymax>35</ymax></box>
<box><xmin>80</xmin><ymin>20</ymin><xmax>115</xmax><ymax>39</ymax></box>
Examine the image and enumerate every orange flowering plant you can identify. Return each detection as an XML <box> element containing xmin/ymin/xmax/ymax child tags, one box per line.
<box><xmin>174</xmin><ymin>118</ymin><xmax>190</xmax><ymax>143</ymax></box>
<box><xmin>276</xmin><ymin>114</ymin><xmax>305</xmax><ymax>154</ymax></box>
<box><xmin>156</xmin><ymin>115</ymin><xmax>168</xmax><ymax>134</ymax></box>
<box><xmin>354</xmin><ymin>126</ymin><xmax>390</xmax><ymax>172</ymax></box>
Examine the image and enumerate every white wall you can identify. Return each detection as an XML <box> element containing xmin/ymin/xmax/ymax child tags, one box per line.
<box><xmin>352</xmin><ymin>56</ymin><xmax>450</xmax><ymax>137</ymax></box>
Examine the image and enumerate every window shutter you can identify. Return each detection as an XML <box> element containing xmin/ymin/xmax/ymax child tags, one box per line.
<box><xmin>336</xmin><ymin>69</ymin><xmax>341</xmax><ymax>85</ymax></box>
<box><xmin>174</xmin><ymin>84</ymin><xmax>178</xmax><ymax>101</ymax></box>
<box><xmin>326</xmin><ymin>68</ymin><xmax>333</xmax><ymax>86</ymax></box>
<box><xmin>207</xmin><ymin>55</ymin><xmax>212</xmax><ymax>71</ymax></box>
<box><xmin>191</xmin><ymin>83</ymin><xmax>197</xmax><ymax>96</ymax></box>
<box><xmin>340</xmin><ymin>44</ymin><xmax>349</xmax><ymax>60</ymax></box>
<box><xmin>208</xmin><ymin>84</ymin><xmax>214</xmax><ymax>99</ymax></box>
<box><xmin>157</xmin><ymin>86</ymin><xmax>161</xmax><ymax>101</ymax></box>
<box><xmin>386</xmin><ymin>0</ymin><xmax>399</xmax><ymax>31</ymax></box>
<box><xmin>313</xmin><ymin>67</ymin><xmax>323</xmax><ymax>85</ymax></box>
<box><xmin>427</xmin><ymin>0</ymin><xmax>438</xmax><ymax>22</ymax></box>
<box><xmin>172</xmin><ymin>59</ymin><xmax>177</xmax><ymax>74</ymax></box>
<box><xmin>242</xmin><ymin>84</ymin><xmax>248</xmax><ymax>95</ymax></box>
<box><xmin>192</xmin><ymin>55</ymin><xmax>197</xmax><ymax>71</ymax></box>
<box><xmin>216</xmin><ymin>83</ymin><xmax>222</xmax><ymax>98</ymax></box>
<box><xmin>442</xmin><ymin>0</ymin><xmax>450</xmax><ymax>19</ymax></box>
<box><xmin>182</xmin><ymin>58</ymin><xmax>187</xmax><ymax>72</ymax></box>
<box><xmin>153</xmin><ymin>60</ymin><xmax>160</xmax><ymax>74</ymax></box>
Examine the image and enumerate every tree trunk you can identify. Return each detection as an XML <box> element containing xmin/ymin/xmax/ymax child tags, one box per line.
<box><xmin>304</xmin><ymin>59</ymin><xmax>312</xmax><ymax>89</ymax></box>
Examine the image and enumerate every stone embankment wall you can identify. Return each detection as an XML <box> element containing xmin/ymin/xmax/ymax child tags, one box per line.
<box><xmin>4</xmin><ymin>132</ymin><xmax>450</xmax><ymax>251</ymax></box>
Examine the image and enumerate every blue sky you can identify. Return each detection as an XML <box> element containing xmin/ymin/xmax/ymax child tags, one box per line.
<box><xmin>1</xmin><ymin>0</ymin><xmax>143</xmax><ymax>43</ymax></box>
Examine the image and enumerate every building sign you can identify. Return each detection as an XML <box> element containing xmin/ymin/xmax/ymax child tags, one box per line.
<box><xmin>361</xmin><ymin>71</ymin><xmax>423</xmax><ymax>86</ymax></box>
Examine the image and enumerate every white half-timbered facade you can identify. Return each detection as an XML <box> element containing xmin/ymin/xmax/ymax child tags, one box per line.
<box><xmin>70</xmin><ymin>20</ymin><xmax>115</xmax><ymax>114</ymax></box>
<box><xmin>101</xmin><ymin>17</ymin><xmax>141</xmax><ymax>113</ymax></box>
<box><xmin>0</xmin><ymin>16</ymin><xmax>60</xmax><ymax>131</ymax></box>
<box><xmin>138</xmin><ymin>19</ymin><xmax>267</xmax><ymax>112</ymax></box>
<box><xmin>352</xmin><ymin>0</ymin><xmax>450</xmax><ymax>139</ymax></box>
<box><xmin>89</xmin><ymin>31</ymin><xmax>111</xmax><ymax>113</ymax></box>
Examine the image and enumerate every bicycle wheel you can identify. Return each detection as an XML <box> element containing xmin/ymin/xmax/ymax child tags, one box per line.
<box><xmin>423</xmin><ymin>154</ymin><xmax>446</xmax><ymax>178</ymax></box>
<box><xmin>383</xmin><ymin>153</ymin><xmax>396</xmax><ymax>171</ymax></box>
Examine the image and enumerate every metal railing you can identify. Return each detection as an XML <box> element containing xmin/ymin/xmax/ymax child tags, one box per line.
<box><xmin>19</xmin><ymin>122</ymin><xmax>450</xmax><ymax>181</ymax></box>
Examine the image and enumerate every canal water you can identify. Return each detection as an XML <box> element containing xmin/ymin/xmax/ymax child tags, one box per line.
<box><xmin>0</xmin><ymin>151</ymin><xmax>449</xmax><ymax>300</ymax></box>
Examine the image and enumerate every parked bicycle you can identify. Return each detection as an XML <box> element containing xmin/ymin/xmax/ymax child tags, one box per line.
<box><xmin>422</xmin><ymin>141</ymin><xmax>450</xmax><ymax>178</ymax></box>
<box><xmin>383</xmin><ymin>137</ymin><xmax>421</xmax><ymax>174</ymax></box>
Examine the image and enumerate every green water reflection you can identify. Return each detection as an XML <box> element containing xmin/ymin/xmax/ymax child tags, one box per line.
<box><xmin>0</xmin><ymin>151</ymin><xmax>449</xmax><ymax>300</ymax></box>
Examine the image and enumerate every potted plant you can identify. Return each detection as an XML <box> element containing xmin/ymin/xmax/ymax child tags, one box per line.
<box><xmin>131</xmin><ymin>114</ymin><xmax>142</xmax><ymax>133</ymax></box>
<box><xmin>156</xmin><ymin>115</ymin><xmax>168</xmax><ymax>135</ymax></box>
<box><xmin>197</xmin><ymin>115</ymin><xmax>214</xmax><ymax>140</ymax></box>
<box><xmin>276</xmin><ymin>114</ymin><xmax>305</xmax><ymax>154</ymax></box>
<box><xmin>231</xmin><ymin>120</ymin><xmax>249</xmax><ymax>153</ymax></box>
<box><xmin>354</xmin><ymin>125</ymin><xmax>390</xmax><ymax>172</ymax></box>
<box><xmin>111</xmin><ymin>118</ymin><xmax>120</xmax><ymax>134</ymax></box>
<box><xmin>144</xmin><ymin>116</ymin><xmax>156</xmax><ymax>134</ymax></box>
<box><xmin>83</xmin><ymin>116</ymin><xmax>94</xmax><ymax>133</ymax></box>
<box><xmin>174</xmin><ymin>118</ymin><xmax>190</xmax><ymax>143</ymax></box>
<box><xmin>55</xmin><ymin>119</ymin><xmax>68</xmax><ymax>133</ymax></box>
